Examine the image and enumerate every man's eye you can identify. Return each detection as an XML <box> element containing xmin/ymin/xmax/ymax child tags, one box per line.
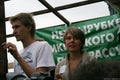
<box><xmin>12</xmin><ymin>25</ymin><xmax>20</xmax><ymax>29</ymax></box>
<box><xmin>15</xmin><ymin>25</ymin><xmax>20</xmax><ymax>28</ymax></box>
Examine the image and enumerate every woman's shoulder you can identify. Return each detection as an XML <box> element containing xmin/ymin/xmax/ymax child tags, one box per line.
<box><xmin>56</xmin><ymin>59</ymin><xmax>67</xmax><ymax>66</ymax></box>
<box><xmin>55</xmin><ymin>59</ymin><xmax>67</xmax><ymax>74</ymax></box>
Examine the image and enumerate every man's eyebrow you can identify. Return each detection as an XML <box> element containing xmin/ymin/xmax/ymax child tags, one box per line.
<box><xmin>12</xmin><ymin>25</ymin><xmax>20</xmax><ymax>29</ymax></box>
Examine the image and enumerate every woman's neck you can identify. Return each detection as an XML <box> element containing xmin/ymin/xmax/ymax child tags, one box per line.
<box><xmin>69</xmin><ymin>51</ymin><xmax>83</xmax><ymax>60</ymax></box>
<box><xmin>68</xmin><ymin>52</ymin><xmax>83</xmax><ymax>71</ymax></box>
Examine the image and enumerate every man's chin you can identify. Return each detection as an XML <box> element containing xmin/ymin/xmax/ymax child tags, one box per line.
<box><xmin>16</xmin><ymin>39</ymin><xmax>20</xmax><ymax>41</ymax></box>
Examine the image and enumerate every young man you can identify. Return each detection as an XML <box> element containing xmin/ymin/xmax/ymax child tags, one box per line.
<box><xmin>2</xmin><ymin>13</ymin><xmax>55</xmax><ymax>78</ymax></box>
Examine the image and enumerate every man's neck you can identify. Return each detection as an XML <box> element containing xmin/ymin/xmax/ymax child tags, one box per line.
<box><xmin>22</xmin><ymin>37</ymin><xmax>36</xmax><ymax>48</ymax></box>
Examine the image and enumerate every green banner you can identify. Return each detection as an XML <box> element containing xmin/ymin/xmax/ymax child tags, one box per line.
<box><xmin>35</xmin><ymin>14</ymin><xmax>120</xmax><ymax>64</ymax></box>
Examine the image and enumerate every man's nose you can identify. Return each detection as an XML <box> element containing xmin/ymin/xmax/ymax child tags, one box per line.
<box><xmin>13</xmin><ymin>29</ymin><xmax>16</xmax><ymax>34</ymax></box>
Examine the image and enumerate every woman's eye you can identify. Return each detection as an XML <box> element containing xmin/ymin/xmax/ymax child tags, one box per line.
<box><xmin>66</xmin><ymin>37</ymin><xmax>71</xmax><ymax>40</ymax></box>
<box><xmin>66</xmin><ymin>37</ymin><xmax>75</xmax><ymax>40</ymax></box>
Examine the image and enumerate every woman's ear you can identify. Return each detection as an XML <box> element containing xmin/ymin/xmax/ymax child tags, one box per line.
<box><xmin>28</xmin><ymin>26</ymin><xmax>32</xmax><ymax>31</ymax></box>
<box><xmin>118</xmin><ymin>33</ymin><xmax>120</xmax><ymax>44</ymax></box>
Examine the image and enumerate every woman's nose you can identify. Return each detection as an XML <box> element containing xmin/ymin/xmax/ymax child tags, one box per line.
<box><xmin>70</xmin><ymin>38</ymin><xmax>75</xmax><ymax>42</ymax></box>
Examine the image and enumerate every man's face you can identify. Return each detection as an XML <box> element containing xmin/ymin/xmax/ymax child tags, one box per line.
<box><xmin>11</xmin><ymin>20</ymin><xmax>30</xmax><ymax>41</ymax></box>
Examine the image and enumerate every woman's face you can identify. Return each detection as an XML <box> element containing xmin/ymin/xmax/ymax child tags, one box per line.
<box><xmin>65</xmin><ymin>33</ymin><xmax>81</xmax><ymax>52</ymax></box>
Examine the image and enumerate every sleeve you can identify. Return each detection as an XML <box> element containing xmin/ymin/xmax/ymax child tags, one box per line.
<box><xmin>36</xmin><ymin>42</ymin><xmax>55</xmax><ymax>68</ymax></box>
